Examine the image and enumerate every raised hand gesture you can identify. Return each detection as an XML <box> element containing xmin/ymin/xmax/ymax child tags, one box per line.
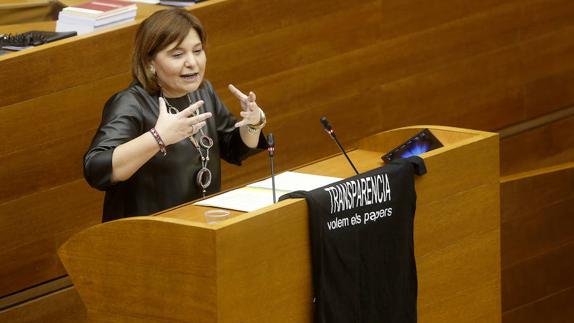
<box><xmin>228</xmin><ymin>84</ymin><xmax>265</xmax><ymax>128</ymax></box>
<box><xmin>154</xmin><ymin>97</ymin><xmax>212</xmax><ymax>145</ymax></box>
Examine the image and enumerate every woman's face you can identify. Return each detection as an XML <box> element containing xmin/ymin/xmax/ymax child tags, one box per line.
<box><xmin>151</xmin><ymin>28</ymin><xmax>206</xmax><ymax>98</ymax></box>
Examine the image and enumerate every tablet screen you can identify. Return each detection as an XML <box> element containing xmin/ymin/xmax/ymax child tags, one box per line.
<box><xmin>381</xmin><ymin>128</ymin><xmax>443</xmax><ymax>162</ymax></box>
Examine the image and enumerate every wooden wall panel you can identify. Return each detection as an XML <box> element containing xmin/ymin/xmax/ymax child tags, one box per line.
<box><xmin>378</xmin><ymin>0</ymin><xmax>521</xmax><ymax>41</ymax></box>
<box><xmin>0</xmin><ymin>132</ymin><xmax>91</xmax><ymax>202</ymax></box>
<box><xmin>380</xmin><ymin>45</ymin><xmax>524</xmax><ymax>130</ymax></box>
<box><xmin>522</xmin><ymin>27</ymin><xmax>574</xmax><ymax>117</ymax></box>
<box><xmin>502</xmin><ymin>287</ymin><xmax>574</xmax><ymax>323</ymax></box>
<box><xmin>196</xmin><ymin>0</ymin><xmax>353</xmax><ymax>45</ymax></box>
<box><xmin>500</xmin><ymin>116</ymin><xmax>574</xmax><ymax>175</ymax></box>
<box><xmin>500</xmin><ymin>164</ymin><xmax>574</xmax><ymax>321</ymax></box>
<box><xmin>1</xmin><ymin>0</ymin><xmax>573</xmax><ymax>319</ymax></box>
<box><xmin>0</xmin><ymin>26</ymin><xmax>136</xmax><ymax>107</ymax></box>
<box><xmin>502</xmin><ymin>240</ymin><xmax>574</xmax><ymax>311</ymax></box>
<box><xmin>210</xmin><ymin>0</ymin><xmax>528</xmax><ymax>130</ymax></box>
<box><xmin>501</xmin><ymin>163</ymin><xmax>574</xmax><ymax>223</ymax></box>
<box><xmin>0</xmin><ymin>73</ymin><xmax>130</xmax><ymax>156</ymax></box>
<box><xmin>503</xmin><ymin>199</ymin><xmax>574</xmax><ymax>269</ymax></box>
<box><xmin>0</xmin><ymin>287</ymin><xmax>86</xmax><ymax>323</ymax></box>
<box><xmin>0</xmin><ymin>180</ymin><xmax>101</xmax><ymax>296</ymax></box>
<box><xmin>0</xmin><ymin>74</ymin><xmax>130</xmax><ymax>203</ymax></box>
<box><xmin>203</xmin><ymin>0</ymin><xmax>382</xmax><ymax>87</ymax></box>
<box><xmin>520</xmin><ymin>0</ymin><xmax>574</xmax><ymax>40</ymax></box>
<box><xmin>501</xmin><ymin>164</ymin><xmax>574</xmax><ymax>270</ymax></box>
<box><xmin>0</xmin><ymin>4</ymin><xmax>55</xmax><ymax>26</ymax></box>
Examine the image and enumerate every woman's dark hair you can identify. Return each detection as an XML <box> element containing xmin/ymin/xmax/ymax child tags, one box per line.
<box><xmin>132</xmin><ymin>9</ymin><xmax>207</xmax><ymax>95</ymax></box>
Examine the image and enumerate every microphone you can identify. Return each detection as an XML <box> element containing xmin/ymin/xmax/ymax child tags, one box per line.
<box><xmin>320</xmin><ymin>116</ymin><xmax>334</xmax><ymax>135</ymax></box>
<box><xmin>320</xmin><ymin>116</ymin><xmax>359</xmax><ymax>175</ymax></box>
<box><xmin>267</xmin><ymin>133</ymin><xmax>277</xmax><ymax>203</ymax></box>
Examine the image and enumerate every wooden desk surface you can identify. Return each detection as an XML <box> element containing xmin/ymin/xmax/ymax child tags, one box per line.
<box><xmin>157</xmin><ymin>149</ymin><xmax>383</xmax><ymax>224</ymax></box>
<box><xmin>0</xmin><ymin>1</ymin><xmax>164</xmax><ymax>34</ymax></box>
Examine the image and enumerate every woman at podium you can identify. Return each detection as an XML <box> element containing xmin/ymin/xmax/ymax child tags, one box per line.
<box><xmin>83</xmin><ymin>9</ymin><xmax>267</xmax><ymax>222</ymax></box>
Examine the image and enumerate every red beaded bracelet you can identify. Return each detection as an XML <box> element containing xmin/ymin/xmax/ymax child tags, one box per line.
<box><xmin>149</xmin><ymin>127</ymin><xmax>167</xmax><ymax>156</ymax></box>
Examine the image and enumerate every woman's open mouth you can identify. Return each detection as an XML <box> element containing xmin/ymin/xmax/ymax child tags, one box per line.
<box><xmin>181</xmin><ymin>72</ymin><xmax>199</xmax><ymax>82</ymax></box>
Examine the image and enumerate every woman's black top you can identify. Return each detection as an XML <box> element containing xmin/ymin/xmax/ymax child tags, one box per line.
<box><xmin>84</xmin><ymin>80</ymin><xmax>266</xmax><ymax>222</ymax></box>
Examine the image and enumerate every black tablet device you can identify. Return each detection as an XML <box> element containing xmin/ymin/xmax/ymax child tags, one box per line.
<box><xmin>381</xmin><ymin>128</ymin><xmax>443</xmax><ymax>162</ymax></box>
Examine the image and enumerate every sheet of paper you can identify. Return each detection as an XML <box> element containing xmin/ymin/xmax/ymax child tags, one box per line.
<box><xmin>247</xmin><ymin>171</ymin><xmax>342</xmax><ymax>192</ymax></box>
<box><xmin>194</xmin><ymin>172</ymin><xmax>342</xmax><ymax>212</ymax></box>
<box><xmin>193</xmin><ymin>187</ymin><xmax>290</xmax><ymax>212</ymax></box>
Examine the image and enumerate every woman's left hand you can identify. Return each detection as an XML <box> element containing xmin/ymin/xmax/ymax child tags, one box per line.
<box><xmin>228</xmin><ymin>84</ymin><xmax>264</xmax><ymax>128</ymax></box>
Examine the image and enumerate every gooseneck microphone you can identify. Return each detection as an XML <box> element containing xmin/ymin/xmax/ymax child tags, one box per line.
<box><xmin>320</xmin><ymin>116</ymin><xmax>359</xmax><ymax>175</ymax></box>
<box><xmin>267</xmin><ymin>133</ymin><xmax>277</xmax><ymax>203</ymax></box>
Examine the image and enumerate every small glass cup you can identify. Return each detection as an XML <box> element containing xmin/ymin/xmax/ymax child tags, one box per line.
<box><xmin>204</xmin><ymin>209</ymin><xmax>230</xmax><ymax>224</ymax></box>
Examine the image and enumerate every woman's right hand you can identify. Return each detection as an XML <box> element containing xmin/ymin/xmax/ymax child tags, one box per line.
<box><xmin>154</xmin><ymin>97</ymin><xmax>212</xmax><ymax>146</ymax></box>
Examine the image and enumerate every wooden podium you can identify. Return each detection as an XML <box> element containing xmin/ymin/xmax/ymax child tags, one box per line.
<box><xmin>59</xmin><ymin>126</ymin><xmax>500</xmax><ymax>322</ymax></box>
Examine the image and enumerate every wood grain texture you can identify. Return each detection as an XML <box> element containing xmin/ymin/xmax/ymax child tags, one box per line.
<box><xmin>502</xmin><ymin>199</ymin><xmax>574</xmax><ymax>268</ymax></box>
<box><xmin>502</xmin><ymin>286</ymin><xmax>574</xmax><ymax>323</ymax></box>
<box><xmin>0</xmin><ymin>2</ymin><xmax>54</xmax><ymax>25</ymax></box>
<box><xmin>501</xmin><ymin>164</ymin><xmax>574</xmax><ymax>268</ymax></box>
<box><xmin>500</xmin><ymin>115</ymin><xmax>574</xmax><ymax>176</ymax></box>
<box><xmin>58</xmin><ymin>126</ymin><xmax>501</xmax><ymax>322</ymax></box>
<box><xmin>502</xmin><ymin>240</ymin><xmax>574</xmax><ymax>311</ymax></box>
<box><xmin>216</xmin><ymin>201</ymin><xmax>313</xmax><ymax>322</ymax></box>
<box><xmin>501</xmin><ymin>163</ymin><xmax>574</xmax><ymax>223</ymax></box>
<box><xmin>1</xmin><ymin>0</ymin><xmax>573</xmax><ymax>315</ymax></box>
<box><xmin>500</xmin><ymin>163</ymin><xmax>574</xmax><ymax>320</ymax></box>
<box><xmin>418</xmin><ymin>232</ymin><xmax>500</xmax><ymax>322</ymax></box>
<box><xmin>0</xmin><ymin>73</ymin><xmax>130</xmax><ymax>203</ymax></box>
<box><xmin>59</xmin><ymin>218</ymin><xmax>218</xmax><ymax>322</ymax></box>
<box><xmin>0</xmin><ymin>180</ymin><xmax>101</xmax><ymax>296</ymax></box>
<box><xmin>0</xmin><ymin>25</ymin><xmax>136</xmax><ymax>107</ymax></box>
<box><xmin>0</xmin><ymin>287</ymin><xmax>86</xmax><ymax>323</ymax></box>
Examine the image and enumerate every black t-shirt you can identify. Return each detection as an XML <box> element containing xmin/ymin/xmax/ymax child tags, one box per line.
<box><xmin>280</xmin><ymin>156</ymin><xmax>426</xmax><ymax>323</ymax></box>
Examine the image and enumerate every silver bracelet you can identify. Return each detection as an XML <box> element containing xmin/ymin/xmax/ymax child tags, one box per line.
<box><xmin>247</xmin><ymin>109</ymin><xmax>266</xmax><ymax>132</ymax></box>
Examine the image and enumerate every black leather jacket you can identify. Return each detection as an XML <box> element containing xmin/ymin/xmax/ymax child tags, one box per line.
<box><xmin>84</xmin><ymin>80</ymin><xmax>266</xmax><ymax>222</ymax></box>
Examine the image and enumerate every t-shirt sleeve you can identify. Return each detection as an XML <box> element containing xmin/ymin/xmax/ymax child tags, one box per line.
<box><xmin>83</xmin><ymin>91</ymin><xmax>144</xmax><ymax>190</ymax></box>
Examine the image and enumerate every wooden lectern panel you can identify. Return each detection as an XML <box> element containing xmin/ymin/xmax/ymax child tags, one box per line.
<box><xmin>215</xmin><ymin>201</ymin><xmax>312</xmax><ymax>322</ymax></box>
<box><xmin>59</xmin><ymin>126</ymin><xmax>500</xmax><ymax>322</ymax></box>
<box><xmin>60</xmin><ymin>204</ymin><xmax>313</xmax><ymax>322</ymax></box>
<box><xmin>61</xmin><ymin>218</ymin><xmax>218</xmax><ymax>322</ymax></box>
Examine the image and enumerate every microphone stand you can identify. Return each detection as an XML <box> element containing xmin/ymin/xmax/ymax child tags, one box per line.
<box><xmin>320</xmin><ymin>116</ymin><xmax>359</xmax><ymax>175</ymax></box>
<box><xmin>329</xmin><ymin>131</ymin><xmax>359</xmax><ymax>175</ymax></box>
<box><xmin>267</xmin><ymin>133</ymin><xmax>277</xmax><ymax>203</ymax></box>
